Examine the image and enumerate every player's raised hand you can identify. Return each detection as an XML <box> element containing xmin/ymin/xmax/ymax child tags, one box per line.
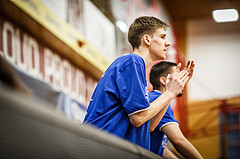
<box><xmin>165</xmin><ymin>63</ymin><xmax>189</xmax><ymax>98</ymax></box>
<box><xmin>185</xmin><ymin>60</ymin><xmax>195</xmax><ymax>82</ymax></box>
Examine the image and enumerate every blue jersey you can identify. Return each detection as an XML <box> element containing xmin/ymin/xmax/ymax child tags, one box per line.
<box><xmin>84</xmin><ymin>54</ymin><xmax>150</xmax><ymax>150</ymax></box>
<box><xmin>149</xmin><ymin>90</ymin><xmax>178</xmax><ymax>156</ymax></box>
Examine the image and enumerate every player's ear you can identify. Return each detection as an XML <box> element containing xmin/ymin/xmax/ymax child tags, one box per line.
<box><xmin>159</xmin><ymin>77</ymin><xmax>166</xmax><ymax>86</ymax></box>
<box><xmin>143</xmin><ymin>34</ymin><xmax>151</xmax><ymax>46</ymax></box>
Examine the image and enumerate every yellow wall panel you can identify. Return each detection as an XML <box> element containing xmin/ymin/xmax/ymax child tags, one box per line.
<box><xmin>190</xmin><ymin>135</ymin><xmax>220</xmax><ymax>159</ymax></box>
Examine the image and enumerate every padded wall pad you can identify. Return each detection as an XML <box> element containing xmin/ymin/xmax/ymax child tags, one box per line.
<box><xmin>0</xmin><ymin>87</ymin><xmax>162</xmax><ymax>159</ymax></box>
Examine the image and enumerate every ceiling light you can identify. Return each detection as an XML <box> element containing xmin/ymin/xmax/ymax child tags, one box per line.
<box><xmin>212</xmin><ymin>9</ymin><xmax>239</xmax><ymax>23</ymax></box>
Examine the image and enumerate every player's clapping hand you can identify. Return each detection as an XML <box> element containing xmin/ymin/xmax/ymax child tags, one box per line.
<box><xmin>165</xmin><ymin>60</ymin><xmax>195</xmax><ymax>98</ymax></box>
<box><xmin>185</xmin><ymin>60</ymin><xmax>195</xmax><ymax>82</ymax></box>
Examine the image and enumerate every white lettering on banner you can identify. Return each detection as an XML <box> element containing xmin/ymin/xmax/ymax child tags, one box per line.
<box><xmin>23</xmin><ymin>33</ymin><xmax>33</xmax><ymax>74</ymax></box>
<box><xmin>42</xmin><ymin>45</ymin><xmax>91</xmax><ymax>105</ymax></box>
<box><xmin>29</xmin><ymin>37</ymin><xmax>41</xmax><ymax>78</ymax></box>
<box><xmin>86</xmin><ymin>76</ymin><xmax>97</xmax><ymax>105</ymax></box>
<box><xmin>17</xmin><ymin>33</ymin><xmax>28</xmax><ymax>71</ymax></box>
<box><xmin>53</xmin><ymin>53</ymin><xmax>61</xmax><ymax>89</ymax></box>
<box><xmin>71</xmin><ymin>69</ymin><xmax>79</xmax><ymax>101</ymax></box>
<box><xmin>3</xmin><ymin>21</ymin><xmax>15</xmax><ymax>64</ymax></box>
<box><xmin>44</xmin><ymin>48</ymin><xmax>54</xmax><ymax>84</ymax></box>
<box><xmin>75</xmin><ymin>69</ymin><xmax>87</xmax><ymax>105</ymax></box>
<box><xmin>0</xmin><ymin>19</ymin><xmax>96</xmax><ymax>106</ymax></box>
<box><xmin>42</xmin><ymin>49</ymin><xmax>88</xmax><ymax>104</ymax></box>
<box><xmin>15</xmin><ymin>28</ymin><xmax>26</xmax><ymax>71</ymax></box>
<box><xmin>62</xmin><ymin>59</ymin><xmax>71</xmax><ymax>94</ymax></box>
<box><xmin>14</xmin><ymin>28</ymin><xmax>21</xmax><ymax>66</ymax></box>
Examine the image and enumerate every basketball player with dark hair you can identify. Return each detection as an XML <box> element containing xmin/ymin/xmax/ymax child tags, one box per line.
<box><xmin>149</xmin><ymin>61</ymin><xmax>203</xmax><ymax>159</ymax></box>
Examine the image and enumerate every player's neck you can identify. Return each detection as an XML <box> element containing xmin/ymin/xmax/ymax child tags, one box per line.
<box><xmin>133</xmin><ymin>48</ymin><xmax>153</xmax><ymax>67</ymax></box>
<box><xmin>159</xmin><ymin>87</ymin><xmax>165</xmax><ymax>94</ymax></box>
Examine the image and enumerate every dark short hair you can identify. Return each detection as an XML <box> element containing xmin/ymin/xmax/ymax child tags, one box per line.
<box><xmin>150</xmin><ymin>61</ymin><xmax>177</xmax><ymax>90</ymax></box>
<box><xmin>128</xmin><ymin>16</ymin><xmax>169</xmax><ymax>50</ymax></box>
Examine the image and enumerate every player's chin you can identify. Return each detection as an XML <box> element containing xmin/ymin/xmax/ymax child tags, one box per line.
<box><xmin>159</xmin><ymin>54</ymin><xmax>166</xmax><ymax>60</ymax></box>
<box><xmin>153</xmin><ymin>51</ymin><xmax>166</xmax><ymax>60</ymax></box>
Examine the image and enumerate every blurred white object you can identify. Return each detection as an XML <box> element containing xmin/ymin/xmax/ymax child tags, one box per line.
<box><xmin>212</xmin><ymin>9</ymin><xmax>239</xmax><ymax>23</ymax></box>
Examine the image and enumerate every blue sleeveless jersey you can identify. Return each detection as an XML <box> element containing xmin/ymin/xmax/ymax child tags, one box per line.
<box><xmin>84</xmin><ymin>54</ymin><xmax>150</xmax><ymax>150</ymax></box>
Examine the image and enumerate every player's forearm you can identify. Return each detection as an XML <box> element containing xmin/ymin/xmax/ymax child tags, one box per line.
<box><xmin>150</xmin><ymin>103</ymin><xmax>169</xmax><ymax>132</ymax></box>
<box><xmin>173</xmin><ymin>138</ymin><xmax>203</xmax><ymax>159</ymax></box>
<box><xmin>163</xmin><ymin>148</ymin><xmax>179</xmax><ymax>159</ymax></box>
<box><xmin>129</xmin><ymin>90</ymin><xmax>173</xmax><ymax>127</ymax></box>
<box><xmin>164</xmin><ymin>125</ymin><xmax>203</xmax><ymax>159</ymax></box>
